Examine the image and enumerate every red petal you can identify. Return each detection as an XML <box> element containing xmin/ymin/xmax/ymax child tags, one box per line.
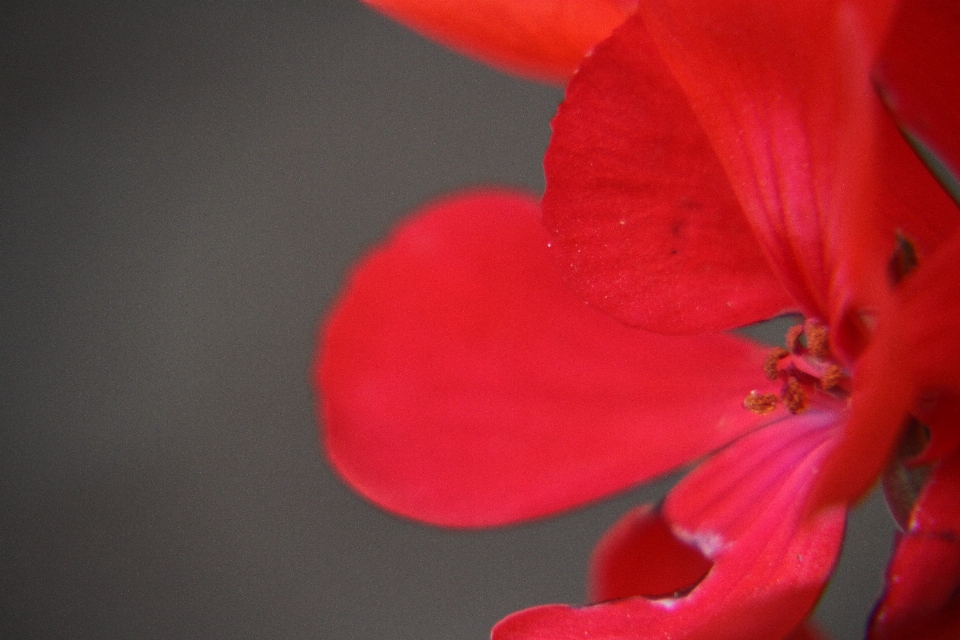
<box><xmin>542</xmin><ymin>14</ymin><xmax>795</xmax><ymax>334</ymax></box>
<box><xmin>589</xmin><ymin>504</ymin><xmax>713</xmax><ymax>603</ymax></box>
<box><xmin>636</xmin><ymin>0</ymin><xmax>896</xmax><ymax>323</ymax></box>
<box><xmin>813</xmin><ymin>230</ymin><xmax>960</xmax><ymax>509</ymax></box>
<box><xmin>492</xmin><ymin>415</ymin><xmax>847</xmax><ymax>639</ymax></box>
<box><xmin>870</xmin><ymin>451</ymin><xmax>960</xmax><ymax>640</ymax></box>
<box><xmin>316</xmin><ymin>190</ymin><xmax>778</xmax><ymax>527</ymax></box>
<box><xmin>841</xmin><ymin>106</ymin><xmax>960</xmax><ymax>346</ymax></box>
<box><xmin>874</xmin><ymin>0</ymin><xmax>960</xmax><ymax>185</ymax></box>
<box><xmin>362</xmin><ymin>0</ymin><xmax>636</xmax><ymax>83</ymax></box>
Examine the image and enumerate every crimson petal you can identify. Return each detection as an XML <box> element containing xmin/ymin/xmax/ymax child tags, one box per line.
<box><xmin>316</xmin><ymin>190</ymin><xmax>777</xmax><ymax>527</ymax></box>
<box><xmin>589</xmin><ymin>504</ymin><xmax>713</xmax><ymax>603</ymax></box>
<box><xmin>814</xmin><ymin>229</ymin><xmax>960</xmax><ymax>510</ymax></box>
<box><xmin>874</xmin><ymin>0</ymin><xmax>960</xmax><ymax>189</ymax></box>
<box><xmin>870</xmin><ymin>450</ymin><xmax>960</xmax><ymax>639</ymax></box>
<box><xmin>492</xmin><ymin>414</ymin><xmax>846</xmax><ymax>639</ymax></box>
<box><xmin>362</xmin><ymin>0</ymin><xmax>636</xmax><ymax>83</ymax></box>
<box><xmin>543</xmin><ymin>13</ymin><xmax>794</xmax><ymax>334</ymax></box>
<box><xmin>637</xmin><ymin>0</ymin><xmax>895</xmax><ymax>325</ymax></box>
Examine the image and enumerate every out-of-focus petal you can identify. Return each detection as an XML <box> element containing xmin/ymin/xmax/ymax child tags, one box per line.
<box><xmin>492</xmin><ymin>414</ymin><xmax>846</xmax><ymax>639</ymax></box>
<box><xmin>589</xmin><ymin>504</ymin><xmax>713</xmax><ymax>603</ymax></box>
<box><xmin>874</xmin><ymin>0</ymin><xmax>960</xmax><ymax>186</ymax></box>
<box><xmin>543</xmin><ymin>14</ymin><xmax>795</xmax><ymax>334</ymax></box>
<box><xmin>362</xmin><ymin>0</ymin><xmax>636</xmax><ymax>83</ymax></box>
<box><xmin>317</xmin><ymin>190</ymin><xmax>776</xmax><ymax>527</ymax></box>
<box><xmin>813</xmin><ymin>230</ymin><xmax>960</xmax><ymax>510</ymax></box>
<box><xmin>870</xmin><ymin>450</ymin><xmax>960</xmax><ymax>640</ymax></box>
<box><xmin>637</xmin><ymin>0</ymin><xmax>896</xmax><ymax>327</ymax></box>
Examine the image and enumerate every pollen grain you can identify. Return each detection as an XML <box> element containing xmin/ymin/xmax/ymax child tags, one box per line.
<box><xmin>743</xmin><ymin>390</ymin><xmax>779</xmax><ymax>414</ymax></box>
<box><xmin>783</xmin><ymin>377</ymin><xmax>809</xmax><ymax>414</ymax></box>
<box><xmin>763</xmin><ymin>348</ymin><xmax>789</xmax><ymax>381</ymax></box>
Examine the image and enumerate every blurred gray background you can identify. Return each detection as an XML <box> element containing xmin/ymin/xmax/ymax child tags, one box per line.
<box><xmin>1</xmin><ymin>2</ymin><xmax>893</xmax><ymax>638</ymax></box>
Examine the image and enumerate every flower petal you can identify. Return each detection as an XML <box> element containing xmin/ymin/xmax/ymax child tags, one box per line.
<box><xmin>316</xmin><ymin>190</ymin><xmax>777</xmax><ymax>527</ymax></box>
<box><xmin>874</xmin><ymin>0</ymin><xmax>960</xmax><ymax>187</ymax></box>
<box><xmin>492</xmin><ymin>414</ymin><xmax>846</xmax><ymax>639</ymax></box>
<box><xmin>362</xmin><ymin>0</ymin><xmax>636</xmax><ymax>83</ymax></box>
<box><xmin>869</xmin><ymin>450</ymin><xmax>960</xmax><ymax>640</ymax></box>
<box><xmin>813</xmin><ymin>229</ymin><xmax>960</xmax><ymax>510</ymax></box>
<box><xmin>637</xmin><ymin>0</ymin><xmax>896</xmax><ymax>324</ymax></box>
<box><xmin>542</xmin><ymin>13</ymin><xmax>795</xmax><ymax>334</ymax></box>
<box><xmin>589</xmin><ymin>504</ymin><xmax>713</xmax><ymax>603</ymax></box>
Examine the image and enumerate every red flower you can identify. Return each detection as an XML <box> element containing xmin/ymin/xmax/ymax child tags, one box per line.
<box><xmin>316</xmin><ymin>0</ymin><xmax>960</xmax><ymax>638</ymax></box>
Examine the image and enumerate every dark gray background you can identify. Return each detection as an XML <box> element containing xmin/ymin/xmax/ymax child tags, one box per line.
<box><xmin>1</xmin><ymin>2</ymin><xmax>894</xmax><ymax>638</ymax></box>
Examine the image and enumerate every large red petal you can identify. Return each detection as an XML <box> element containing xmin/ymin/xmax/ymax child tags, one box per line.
<box><xmin>637</xmin><ymin>0</ymin><xmax>896</xmax><ymax>326</ymax></box>
<box><xmin>874</xmin><ymin>0</ymin><xmax>960</xmax><ymax>186</ymax></box>
<box><xmin>492</xmin><ymin>415</ymin><xmax>847</xmax><ymax>639</ymax></box>
<box><xmin>362</xmin><ymin>0</ymin><xmax>636</xmax><ymax>83</ymax></box>
<box><xmin>542</xmin><ymin>14</ymin><xmax>794</xmax><ymax>334</ymax></box>
<box><xmin>870</xmin><ymin>450</ymin><xmax>960</xmax><ymax>639</ymax></box>
<box><xmin>316</xmin><ymin>190</ymin><xmax>778</xmax><ymax>527</ymax></box>
<box><xmin>813</xmin><ymin>230</ymin><xmax>960</xmax><ymax>510</ymax></box>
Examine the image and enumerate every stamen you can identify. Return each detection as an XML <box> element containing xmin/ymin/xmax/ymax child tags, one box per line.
<box><xmin>743</xmin><ymin>390</ymin><xmax>779</xmax><ymax>414</ymax></box>
<box><xmin>821</xmin><ymin>364</ymin><xmax>844</xmax><ymax>391</ymax></box>
<box><xmin>785</xmin><ymin>324</ymin><xmax>804</xmax><ymax>352</ymax></box>
<box><xmin>804</xmin><ymin>320</ymin><xmax>829</xmax><ymax>358</ymax></box>
<box><xmin>782</xmin><ymin>377</ymin><xmax>809</xmax><ymax>414</ymax></box>
<box><xmin>763</xmin><ymin>348</ymin><xmax>789</xmax><ymax>381</ymax></box>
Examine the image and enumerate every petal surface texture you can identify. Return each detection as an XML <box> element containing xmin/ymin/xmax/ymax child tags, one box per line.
<box><xmin>875</xmin><ymin>0</ymin><xmax>960</xmax><ymax>185</ymax></box>
<box><xmin>637</xmin><ymin>0</ymin><xmax>895</xmax><ymax>325</ymax></box>
<box><xmin>362</xmin><ymin>0</ymin><xmax>636</xmax><ymax>83</ymax></box>
<box><xmin>317</xmin><ymin>190</ymin><xmax>776</xmax><ymax>527</ymax></box>
<box><xmin>493</xmin><ymin>415</ymin><xmax>846</xmax><ymax>639</ymax></box>
<box><xmin>543</xmin><ymin>13</ymin><xmax>794</xmax><ymax>334</ymax></box>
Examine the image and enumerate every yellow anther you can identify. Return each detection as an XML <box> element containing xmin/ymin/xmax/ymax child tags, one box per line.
<box><xmin>804</xmin><ymin>320</ymin><xmax>829</xmax><ymax>358</ymax></box>
<box><xmin>783</xmin><ymin>377</ymin><xmax>809</xmax><ymax>414</ymax></box>
<box><xmin>821</xmin><ymin>364</ymin><xmax>844</xmax><ymax>391</ymax></box>
<box><xmin>763</xmin><ymin>348</ymin><xmax>789</xmax><ymax>381</ymax></box>
<box><xmin>743</xmin><ymin>390</ymin><xmax>779</xmax><ymax>414</ymax></box>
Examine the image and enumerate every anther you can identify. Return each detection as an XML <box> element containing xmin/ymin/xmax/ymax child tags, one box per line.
<box><xmin>782</xmin><ymin>377</ymin><xmax>809</xmax><ymax>414</ymax></box>
<box><xmin>804</xmin><ymin>320</ymin><xmax>829</xmax><ymax>358</ymax></box>
<box><xmin>743</xmin><ymin>390</ymin><xmax>779</xmax><ymax>414</ymax></box>
<box><xmin>763</xmin><ymin>348</ymin><xmax>789</xmax><ymax>381</ymax></box>
<box><xmin>821</xmin><ymin>364</ymin><xmax>844</xmax><ymax>391</ymax></box>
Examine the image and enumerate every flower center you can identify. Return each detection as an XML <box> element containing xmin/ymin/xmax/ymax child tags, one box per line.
<box><xmin>743</xmin><ymin>319</ymin><xmax>850</xmax><ymax>415</ymax></box>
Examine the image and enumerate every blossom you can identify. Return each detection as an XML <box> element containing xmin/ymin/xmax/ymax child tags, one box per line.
<box><xmin>316</xmin><ymin>0</ymin><xmax>960</xmax><ymax>638</ymax></box>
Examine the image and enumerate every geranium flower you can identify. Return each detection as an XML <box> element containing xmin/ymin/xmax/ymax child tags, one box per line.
<box><xmin>316</xmin><ymin>0</ymin><xmax>960</xmax><ymax>638</ymax></box>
